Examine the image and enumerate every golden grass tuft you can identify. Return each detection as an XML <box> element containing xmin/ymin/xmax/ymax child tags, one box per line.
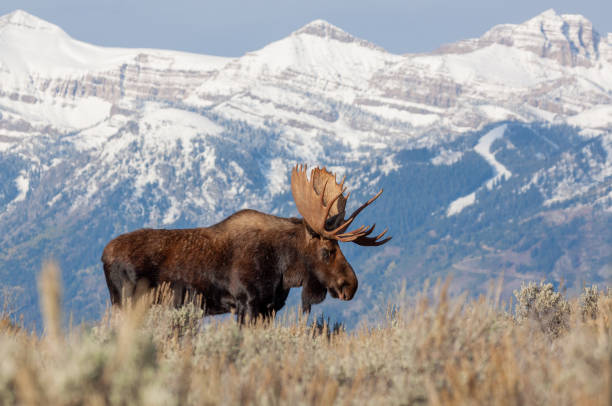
<box><xmin>0</xmin><ymin>269</ymin><xmax>610</xmax><ymax>405</ymax></box>
<box><xmin>38</xmin><ymin>261</ymin><xmax>64</xmax><ymax>348</ymax></box>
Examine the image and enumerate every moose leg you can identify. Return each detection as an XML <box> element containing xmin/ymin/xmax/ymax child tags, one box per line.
<box><xmin>234</xmin><ymin>293</ymin><xmax>248</xmax><ymax>324</ymax></box>
<box><xmin>104</xmin><ymin>261</ymin><xmax>140</xmax><ymax>307</ymax></box>
<box><xmin>103</xmin><ymin>264</ymin><xmax>121</xmax><ymax>305</ymax></box>
<box><xmin>248</xmin><ymin>298</ymin><xmax>271</xmax><ymax>322</ymax></box>
<box><xmin>234</xmin><ymin>293</ymin><xmax>267</xmax><ymax>324</ymax></box>
<box><xmin>171</xmin><ymin>281</ymin><xmax>186</xmax><ymax>307</ymax></box>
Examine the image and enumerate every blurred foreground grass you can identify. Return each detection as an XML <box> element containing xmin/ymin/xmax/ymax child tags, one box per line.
<box><xmin>0</xmin><ymin>263</ymin><xmax>610</xmax><ymax>405</ymax></box>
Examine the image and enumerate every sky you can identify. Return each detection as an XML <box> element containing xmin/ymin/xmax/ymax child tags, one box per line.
<box><xmin>1</xmin><ymin>1</ymin><xmax>611</xmax><ymax>57</ymax></box>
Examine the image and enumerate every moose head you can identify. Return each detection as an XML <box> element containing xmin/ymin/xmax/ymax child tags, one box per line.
<box><xmin>291</xmin><ymin>164</ymin><xmax>391</xmax><ymax>306</ymax></box>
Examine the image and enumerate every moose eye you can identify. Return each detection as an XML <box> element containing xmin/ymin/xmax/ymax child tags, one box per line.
<box><xmin>321</xmin><ymin>248</ymin><xmax>335</xmax><ymax>261</ymax></box>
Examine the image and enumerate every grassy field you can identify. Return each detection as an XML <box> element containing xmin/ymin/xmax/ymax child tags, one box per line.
<box><xmin>0</xmin><ymin>263</ymin><xmax>610</xmax><ymax>405</ymax></box>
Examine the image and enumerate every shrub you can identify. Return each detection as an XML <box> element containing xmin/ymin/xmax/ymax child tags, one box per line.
<box><xmin>581</xmin><ymin>285</ymin><xmax>612</xmax><ymax>320</ymax></box>
<box><xmin>581</xmin><ymin>285</ymin><xmax>600</xmax><ymax>320</ymax></box>
<box><xmin>2</xmin><ymin>268</ymin><xmax>611</xmax><ymax>405</ymax></box>
<box><xmin>513</xmin><ymin>281</ymin><xmax>570</xmax><ymax>337</ymax></box>
<box><xmin>143</xmin><ymin>303</ymin><xmax>204</xmax><ymax>342</ymax></box>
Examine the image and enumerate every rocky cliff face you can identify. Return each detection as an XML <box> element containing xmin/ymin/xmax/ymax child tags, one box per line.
<box><xmin>436</xmin><ymin>9</ymin><xmax>604</xmax><ymax>66</ymax></box>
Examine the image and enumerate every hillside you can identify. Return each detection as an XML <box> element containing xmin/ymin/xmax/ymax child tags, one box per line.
<box><xmin>0</xmin><ymin>9</ymin><xmax>610</xmax><ymax>326</ymax></box>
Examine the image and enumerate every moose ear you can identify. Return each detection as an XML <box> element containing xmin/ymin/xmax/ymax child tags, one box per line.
<box><xmin>324</xmin><ymin>213</ymin><xmax>344</xmax><ymax>230</ymax></box>
<box><xmin>304</xmin><ymin>223</ymin><xmax>320</xmax><ymax>241</ymax></box>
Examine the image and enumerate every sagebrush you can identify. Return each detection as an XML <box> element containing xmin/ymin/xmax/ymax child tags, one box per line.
<box><xmin>0</xmin><ymin>265</ymin><xmax>610</xmax><ymax>405</ymax></box>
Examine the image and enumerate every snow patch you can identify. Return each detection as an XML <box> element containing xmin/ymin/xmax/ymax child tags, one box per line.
<box><xmin>567</xmin><ymin>105</ymin><xmax>612</xmax><ymax>130</ymax></box>
<box><xmin>361</xmin><ymin>105</ymin><xmax>439</xmax><ymax>127</ymax></box>
<box><xmin>432</xmin><ymin>150</ymin><xmax>463</xmax><ymax>166</ymax></box>
<box><xmin>412</xmin><ymin>44</ymin><xmax>560</xmax><ymax>88</ymax></box>
<box><xmin>47</xmin><ymin>193</ymin><xmax>62</xmax><ymax>207</ymax></box>
<box><xmin>267</xmin><ymin>158</ymin><xmax>289</xmax><ymax>197</ymax></box>
<box><xmin>380</xmin><ymin>155</ymin><xmax>400</xmax><ymax>175</ymax></box>
<box><xmin>13</xmin><ymin>171</ymin><xmax>29</xmax><ymax>202</ymax></box>
<box><xmin>447</xmin><ymin>192</ymin><xmax>476</xmax><ymax>216</ymax></box>
<box><xmin>0</xmin><ymin>10</ymin><xmax>230</xmax><ymax>78</ymax></box>
<box><xmin>474</xmin><ymin>124</ymin><xmax>512</xmax><ymax>188</ymax></box>
<box><xmin>445</xmin><ymin>125</ymin><xmax>512</xmax><ymax>216</ymax></box>
<box><xmin>163</xmin><ymin>197</ymin><xmax>181</xmax><ymax>225</ymax></box>
<box><xmin>0</xmin><ymin>95</ymin><xmax>112</xmax><ymax>131</ymax></box>
<box><xmin>478</xmin><ymin>105</ymin><xmax>523</xmax><ymax>122</ymax></box>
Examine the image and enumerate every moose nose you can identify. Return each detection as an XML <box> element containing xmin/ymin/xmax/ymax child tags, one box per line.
<box><xmin>341</xmin><ymin>284</ymin><xmax>356</xmax><ymax>300</ymax></box>
<box><xmin>337</xmin><ymin>278</ymin><xmax>357</xmax><ymax>301</ymax></box>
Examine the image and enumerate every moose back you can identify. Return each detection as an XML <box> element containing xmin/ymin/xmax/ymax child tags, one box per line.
<box><xmin>102</xmin><ymin>165</ymin><xmax>390</xmax><ymax>321</ymax></box>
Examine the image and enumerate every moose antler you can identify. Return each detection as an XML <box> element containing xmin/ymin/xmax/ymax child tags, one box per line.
<box><xmin>291</xmin><ymin>164</ymin><xmax>391</xmax><ymax>246</ymax></box>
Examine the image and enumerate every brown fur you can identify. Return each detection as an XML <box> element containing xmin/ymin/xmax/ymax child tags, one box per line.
<box><xmin>101</xmin><ymin>209</ymin><xmax>358</xmax><ymax>321</ymax></box>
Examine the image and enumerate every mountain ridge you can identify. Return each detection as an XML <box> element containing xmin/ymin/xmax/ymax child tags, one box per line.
<box><xmin>0</xmin><ymin>9</ymin><xmax>610</xmax><ymax>327</ymax></box>
<box><xmin>1</xmin><ymin>9</ymin><xmax>611</xmax><ymax>137</ymax></box>
<box><xmin>434</xmin><ymin>9</ymin><xmax>605</xmax><ymax>67</ymax></box>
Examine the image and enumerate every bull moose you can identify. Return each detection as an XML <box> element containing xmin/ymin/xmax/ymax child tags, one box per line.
<box><xmin>101</xmin><ymin>165</ymin><xmax>391</xmax><ymax>321</ymax></box>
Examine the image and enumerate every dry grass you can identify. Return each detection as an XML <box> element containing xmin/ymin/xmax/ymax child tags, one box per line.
<box><xmin>0</xmin><ymin>264</ymin><xmax>610</xmax><ymax>405</ymax></box>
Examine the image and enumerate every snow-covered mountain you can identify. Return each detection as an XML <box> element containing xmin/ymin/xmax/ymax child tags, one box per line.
<box><xmin>0</xmin><ymin>9</ymin><xmax>610</xmax><ymax>326</ymax></box>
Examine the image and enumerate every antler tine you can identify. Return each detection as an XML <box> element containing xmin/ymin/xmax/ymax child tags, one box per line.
<box><xmin>319</xmin><ymin>180</ymin><xmax>328</xmax><ymax>205</ymax></box>
<box><xmin>291</xmin><ymin>165</ymin><xmax>391</xmax><ymax>246</ymax></box>
<box><xmin>329</xmin><ymin>189</ymin><xmax>382</xmax><ymax>235</ymax></box>
<box><xmin>321</xmin><ymin>190</ymin><xmax>345</xmax><ymax>229</ymax></box>
<box><xmin>352</xmin><ymin>228</ymin><xmax>391</xmax><ymax>246</ymax></box>
<box><xmin>347</xmin><ymin>224</ymin><xmax>369</xmax><ymax>235</ymax></box>
<box><xmin>336</xmin><ymin>223</ymin><xmax>376</xmax><ymax>242</ymax></box>
<box><xmin>348</xmin><ymin>189</ymin><xmax>383</xmax><ymax>221</ymax></box>
<box><xmin>319</xmin><ymin>182</ymin><xmax>343</xmax><ymax>229</ymax></box>
<box><xmin>337</xmin><ymin>223</ymin><xmax>375</xmax><ymax>239</ymax></box>
<box><xmin>292</xmin><ymin>164</ymin><xmax>348</xmax><ymax>239</ymax></box>
<box><xmin>315</xmin><ymin>180</ymin><xmax>328</xmax><ymax>229</ymax></box>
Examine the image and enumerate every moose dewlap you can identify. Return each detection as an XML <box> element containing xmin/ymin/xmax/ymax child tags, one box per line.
<box><xmin>101</xmin><ymin>165</ymin><xmax>391</xmax><ymax>322</ymax></box>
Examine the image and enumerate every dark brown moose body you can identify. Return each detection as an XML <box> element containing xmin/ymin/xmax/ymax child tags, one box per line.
<box><xmin>102</xmin><ymin>165</ymin><xmax>391</xmax><ymax>321</ymax></box>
